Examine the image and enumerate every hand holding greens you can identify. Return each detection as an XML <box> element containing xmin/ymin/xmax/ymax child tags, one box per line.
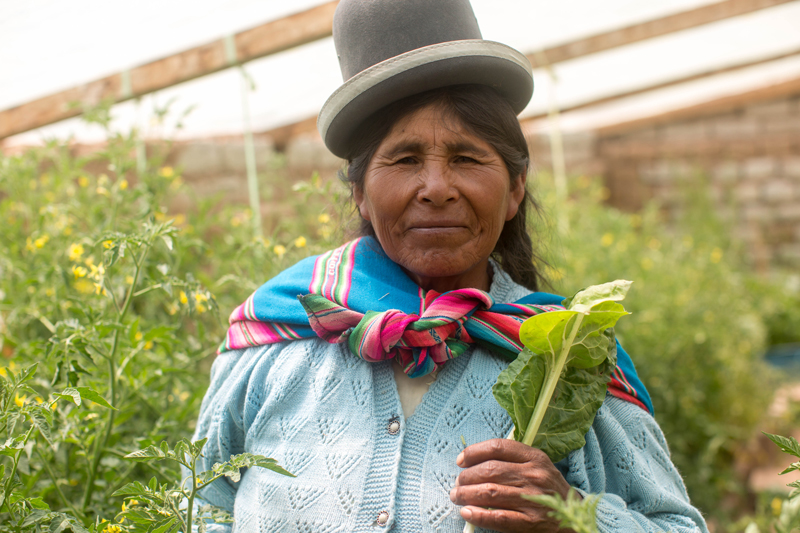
<box><xmin>493</xmin><ymin>280</ymin><xmax>632</xmax><ymax>462</ymax></box>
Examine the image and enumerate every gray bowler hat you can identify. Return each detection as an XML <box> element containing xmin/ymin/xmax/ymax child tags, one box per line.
<box><xmin>317</xmin><ymin>0</ymin><xmax>534</xmax><ymax>158</ymax></box>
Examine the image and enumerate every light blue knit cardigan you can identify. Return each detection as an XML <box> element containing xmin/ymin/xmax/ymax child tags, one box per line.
<box><xmin>190</xmin><ymin>268</ymin><xmax>709</xmax><ymax>533</ymax></box>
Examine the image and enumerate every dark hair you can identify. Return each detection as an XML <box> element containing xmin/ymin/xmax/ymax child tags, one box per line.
<box><xmin>339</xmin><ymin>84</ymin><xmax>546</xmax><ymax>291</ymax></box>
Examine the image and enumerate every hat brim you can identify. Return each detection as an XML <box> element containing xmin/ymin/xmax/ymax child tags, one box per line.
<box><xmin>318</xmin><ymin>40</ymin><xmax>533</xmax><ymax>159</ymax></box>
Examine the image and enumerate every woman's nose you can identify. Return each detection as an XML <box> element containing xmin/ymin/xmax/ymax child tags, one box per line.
<box><xmin>417</xmin><ymin>162</ymin><xmax>458</xmax><ymax>206</ymax></box>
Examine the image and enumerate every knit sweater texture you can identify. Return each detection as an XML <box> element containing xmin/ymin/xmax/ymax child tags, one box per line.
<box><xmin>191</xmin><ymin>268</ymin><xmax>709</xmax><ymax>533</ymax></box>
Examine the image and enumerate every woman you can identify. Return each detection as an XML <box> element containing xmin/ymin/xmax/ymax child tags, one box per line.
<box><xmin>191</xmin><ymin>1</ymin><xmax>709</xmax><ymax>532</ymax></box>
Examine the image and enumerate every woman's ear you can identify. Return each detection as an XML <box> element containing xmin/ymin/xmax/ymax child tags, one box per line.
<box><xmin>505</xmin><ymin>170</ymin><xmax>527</xmax><ymax>221</ymax></box>
<box><xmin>353</xmin><ymin>185</ymin><xmax>371</xmax><ymax>221</ymax></box>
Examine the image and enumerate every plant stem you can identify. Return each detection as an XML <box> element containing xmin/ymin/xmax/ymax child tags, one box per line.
<box><xmin>35</xmin><ymin>448</ymin><xmax>84</xmax><ymax>520</ymax></box>
<box><xmin>82</xmin><ymin>246</ymin><xmax>149</xmax><ymax>510</ymax></box>
<box><xmin>185</xmin><ymin>456</ymin><xmax>196</xmax><ymax>533</ymax></box>
<box><xmin>521</xmin><ymin>313</ymin><xmax>584</xmax><ymax>447</ymax></box>
<box><xmin>3</xmin><ymin>425</ymin><xmax>35</xmax><ymax>519</ymax></box>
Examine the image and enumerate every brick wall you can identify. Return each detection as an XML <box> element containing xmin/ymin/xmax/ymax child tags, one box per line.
<box><xmin>597</xmin><ymin>92</ymin><xmax>800</xmax><ymax>269</ymax></box>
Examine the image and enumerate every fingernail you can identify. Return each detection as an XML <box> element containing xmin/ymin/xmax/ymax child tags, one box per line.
<box><xmin>456</xmin><ymin>452</ymin><xmax>464</xmax><ymax>466</ymax></box>
<box><xmin>461</xmin><ymin>507</ymin><xmax>473</xmax><ymax>520</ymax></box>
<box><xmin>449</xmin><ymin>488</ymin><xmax>456</xmax><ymax>501</ymax></box>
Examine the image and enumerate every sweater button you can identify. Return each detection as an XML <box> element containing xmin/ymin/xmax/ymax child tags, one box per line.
<box><xmin>387</xmin><ymin>418</ymin><xmax>400</xmax><ymax>435</ymax></box>
<box><xmin>376</xmin><ymin>510</ymin><xmax>389</xmax><ymax>526</ymax></box>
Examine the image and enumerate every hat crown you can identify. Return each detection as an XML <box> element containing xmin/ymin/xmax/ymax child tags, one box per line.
<box><xmin>333</xmin><ymin>0</ymin><xmax>483</xmax><ymax>81</ymax></box>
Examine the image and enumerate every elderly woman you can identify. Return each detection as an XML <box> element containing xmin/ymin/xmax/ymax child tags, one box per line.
<box><xmin>190</xmin><ymin>1</ymin><xmax>709</xmax><ymax>532</ymax></box>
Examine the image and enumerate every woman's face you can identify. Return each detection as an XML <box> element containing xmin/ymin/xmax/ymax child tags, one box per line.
<box><xmin>354</xmin><ymin>103</ymin><xmax>526</xmax><ymax>293</ymax></box>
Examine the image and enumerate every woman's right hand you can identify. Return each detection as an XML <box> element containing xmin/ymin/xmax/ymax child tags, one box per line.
<box><xmin>450</xmin><ymin>438</ymin><xmax>578</xmax><ymax>533</ymax></box>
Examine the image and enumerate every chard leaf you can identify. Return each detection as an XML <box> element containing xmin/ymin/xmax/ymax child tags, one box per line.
<box><xmin>562</xmin><ymin>280</ymin><xmax>632</xmax><ymax>313</ymax></box>
<box><xmin>493</xmin><ymin>281</ymin><xmax>630</xmax><ymax>462</ymax></box>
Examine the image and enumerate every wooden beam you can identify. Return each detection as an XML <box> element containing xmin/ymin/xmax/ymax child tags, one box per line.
<box><xmin>2</xmin><ymin>0</ymin><xmax>794</xmax><ymax>140</ymax></box>
<box><xmin>0</xmin><ymin>1</ymin><xmax>338</xmax><ymax>140</ymax></box>
<box><xmin>526</xmin><ymin>0</ymin><xmax>797</xmax><ymax>68</ymax></box>
<box><xmin>521</xmin><ymin>46</ymin><xmax>800</xmax><ymax>125</ymax></box>
<box><xmin>597</xmin><ymin>73</ymin><xmax>800</xmax><ymax>136</ymax></box>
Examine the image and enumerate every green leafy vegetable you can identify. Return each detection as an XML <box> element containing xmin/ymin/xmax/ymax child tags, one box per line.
<box><xmin>492</xmin><ymin>280</ymin><xmax>632</xmax><ymax>462</ymax></box>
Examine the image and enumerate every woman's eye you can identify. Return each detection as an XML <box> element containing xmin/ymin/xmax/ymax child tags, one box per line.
<box><xmin>395</xmin><ymin>156</ymin><xmax>417</xmax><ymax>165</ymax></box>
<box><xmin>454</xmin><ymin>155</ymin><xmax>478</xmax><ymax>164</ymax></box>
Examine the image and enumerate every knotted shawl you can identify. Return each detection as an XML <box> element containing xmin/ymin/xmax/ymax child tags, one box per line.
<box><xmin>220</xmin><ymin>237</ymin><xmax>653</xmax><ymax>414</ymax></box>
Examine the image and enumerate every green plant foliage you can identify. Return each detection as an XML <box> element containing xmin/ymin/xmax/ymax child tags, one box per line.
<box><xmin>522</xmin><ymin>488</ymin><xmax>601</xmax><ymax>533</ymax></box>
<box><xmin>537</xmin><ymin>175</ymin><xmax>778</xmax><ymax>517</ymax></box>
<box><xmin>492</xmin><ymin>281</ymin><xmax>630</xmax><ymax>460</ymax></box>
<box><xmin>0</xmin><ymin>106</ymin><xmax>334</xmax><ymax>530</ymax></box>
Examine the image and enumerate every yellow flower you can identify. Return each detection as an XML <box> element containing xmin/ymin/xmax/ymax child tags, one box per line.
<box><xmin>121</xmin><ymin>501</ymin><xmax>127</xmax><ymax>513</ymax></box>
<box><xmin>166</xmin><ymin>303</ymin><xmax>179</xmax><ymax>315</ymax></box>
<box><xmin>102</xmin><ymin>525</ymin><xmax>121</xmax><ymax>533</ymax></box>
<box><xmin>772</xmin><ymin>497</ymin><xmax>782</xmax><ymax>516</ymax></box>
<box><xmin>194</xmin><ymin>292</ymin><xmax>208</xmax><ymax>304</ymax></box>
<box><xmin>98</xmin><ymin>174</ymin><xmax>109</xmax><ymax>186</ymax></box>
<box><xmin>144</xmin><ymin>340</ymin><xmax>154</xmax><ymax>350</ymax></box>
<box><xmin>174</xmin><ymin>214</ymin><xmax>186</xmax><ymax>225</ymax></box>
<box><xmin>26</xmin><ymin>238</ymin><xmax>36</xmax><ymax>252</ymax></box>
<box><xmin>119</xmin><ymin>179</ymin><xmax>128</xmax><ymax>190</ymax></box>
<box><xmin>170</xmin><ymin>177</ymin><xmax>183</xmax><ymax>190</ymax></box>
<box><xmin>27</xmin><ymin>286</ymin><xmax>35</xmax><ymax>295</ymax></box>
<box><xmin>93</xmin><ymin>283</ymin><xmax>107</xmax><ymax>296</ymax></box>
<box><xmin>231</xmin><ymin>216</ymin><xmax>242</xmax><ymax>228</ymax></box>
<box><xmin>35</xmin><ymin>396</ymin><xmax>44</xmax><ymax>404</ymax></box>
<box><xmin>88</xmin><ymin>262</ymin><xmax>105</xmax><ymax>281</ymax></box>
<box><xmin>318</xmin><ymin>213</ymin><xmax>331</xmax><ymax>224</ymax></box>
<box><xmin>196</xmin><ymin>477</ymin><xmax>203</xmax><ymax>487</ymax></box>
<box><xmin>319</xmin><ymin>225</ymin><xmax>332</xmax><ymax>239</ymax></box>
<box><xmin>129</xmin><ymin>499</ymin><xmax>139</xmax><ymax>506</ymax></box>
<box><xmin>159</xmin><ymin>166</ymin><xmax>175</xmax><ymax>178</ymax></box>
<box><xmin>72</xmin><ymin>265</ymin><xmax>88</xmax><ymax>279</ymax></box>
<box><xmin>34</xmin><ymin>235</ymin><xmax>49</xmax><ymax>249</ymax></box>
<box><xmin>96</xmin><ymin>186</ymin><xmax>109</xmax><ymax>196</ymax></box>
<box><xmin>63</xmin><ymin>227</ymin><xmax>72</xmax><ymax>236</ymax></box>
<box><xmin>273</xmin><ymin>245</ymin><xmax>286</xmax><ymax>258</ymax></box>
<box><xmin>74</xmin><ymin>279</ymin><xmax>94</xmax><ymax>294</ymax></box>
<box><xmin>196</xmin><ymin>303</ymin><xmax>207</xmax><ymax>314</ymax></box>
<box><xmin>68</xmin><ymin>243</ymin><xmax>84</xmax><ymax>261</ymax></box>
<box><xmin>0</xmin><ymin>368</ymin><xmax>6</xmax><ymax>378</ymax></box>
<box><xmin>294</xmin><ymin>236</ymin><xmax>307</xmax><ymax>248</ymax></box>
<box><xmin>710</xmin><ymin>248</ymin><xmax>723</xmax><ymax>264</ymax></box>
<box><xmin>600</xmin><ymin>233</ymin><xmax>614</xmax><ymax>247</ymax></box>
<box><xmin>78</xmin><ymin>175</ymin><xmax>89</xmax><ymax>188</ymax></box>
<box><xmin>14</xmin><ymin>393</ymin><xmax>26</xmax><ymax>407</ymax></box>
<box><xmin>102</xmin><ymin>240</ymin><xmax>114</xmax><ymax>249</ymax></box>
<box><xmin>126</xmin><ymin>275</ymin><xmax>134</xmax><ymax>285</ymax></box>
<box><xmin>179</xmin><ymin>291</ymin><xmax>188</xmax><ymax>305</ymax></box>
<box><xmin>134</xmin><ymin>332</ymin><xmax>143</xmax><ymax>342</ymax></box>
<box><xmin>45</xmin><ymin>288</ymin><xmax>55</xmax><ymax>297</ymax></box>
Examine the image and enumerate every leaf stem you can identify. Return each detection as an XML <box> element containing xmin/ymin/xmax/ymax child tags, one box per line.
<box><xmin>521</xmin><ymin>313</ymin><xmax>584</xmax><ymax>447</ymax></box>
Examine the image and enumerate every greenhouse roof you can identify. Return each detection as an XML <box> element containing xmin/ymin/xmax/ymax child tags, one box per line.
<box><xmin>2</xmin><ymin>0</ymin><xmax>800</xmax><ymax>145</ymax></box>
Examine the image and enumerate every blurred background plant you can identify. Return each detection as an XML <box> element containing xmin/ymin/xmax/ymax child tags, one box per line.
<box><xmin>535</xmin><ymin>172</ymin><xmax>800</xmax><ymax>528</ymax></box>
<box><xmin>0</xmin><ymin>108</ymin><xmax>337</xmax><ymax>531</ymax></box>
<box><xmin>0</xmin><ymin>107</ymin><xmax>798</xmax><ymax>530</ymax></box>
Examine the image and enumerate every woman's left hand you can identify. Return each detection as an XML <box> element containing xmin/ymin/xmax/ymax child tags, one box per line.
<box><xmin>449</xmin><ymin>438</ymin><xmax>576</xmax><ymax>533</ymax></box>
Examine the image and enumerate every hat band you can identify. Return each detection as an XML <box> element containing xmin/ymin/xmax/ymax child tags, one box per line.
<box><xmin>318</xmin><ymin>39</ymin><xmax>533</xmax><ymax>142</ymax></box>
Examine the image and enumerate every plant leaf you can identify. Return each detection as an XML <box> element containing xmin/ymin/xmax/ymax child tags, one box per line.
<box><xmin>563</xmin><ymin>280</ymin><xmax>632</xmax><ymax>313</ymax></box>
<box><xmin>74</xmin><ymin>387</ymin><xmax>116</xmax><ymax>410</ymax></box>
<box><xmin>764</xmin><ymin>432</ymin><xmax>800</xmax><ymax>459</ymax></box>
<box><xmin>494</xmin><ymin>281</ymin><xmax>629</xmax><ymax>462</ymax></box>
<box><xmin>55</xmin><ymin>387</ymin><xmax>82</xmax><ymax>406</ymax></box>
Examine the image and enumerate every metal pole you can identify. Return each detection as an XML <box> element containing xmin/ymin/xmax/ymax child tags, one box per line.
<box><xmin>239</xmin><ymin>67</ymin><xmax>263</xmax><ymax>239</ymax></box>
